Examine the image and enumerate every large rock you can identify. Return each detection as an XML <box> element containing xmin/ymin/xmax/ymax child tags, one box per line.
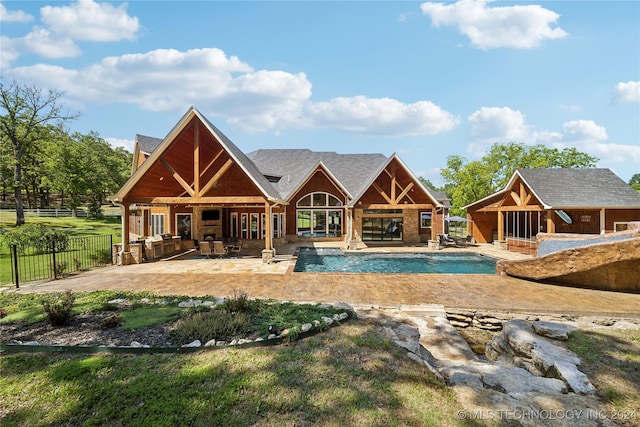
<box><xmin>486</xmin><ymin>319</ymin><xmax>594</xmax><ymax>394</ymax></box>
<box><xmin>441</xmin><ymin>362</ymin><xmax>568</xmax><ymax>396</ymax></box>
<box><xmin>532</xmin><ymin>321</ymin><xmax>572</xmax><ymax>340</ymax></box>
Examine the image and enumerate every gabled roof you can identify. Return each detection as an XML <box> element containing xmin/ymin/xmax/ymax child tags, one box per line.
<box><xmin>112</xmin><ymin>107</ymin><xmax>284</xmax><ymax>204</ymax></box>
<box><xmin>246</xmin><ymin>149</ymin><xmax>388</xmax><ymax>201</ymax></box>
<box><xmin>347</xmin><ymin>153</ymin><xmax>444</xmax><ymax>208</ymax></box>
<box><xmin>465</xmin><ymin>168</ymin><xmax>640</xmax><ymax>210</ymax></box>
<box><xmin>135</xmin><ymin>134</ymin><xmax>162</xmax><ymax>155</ymax></box>
<box><xmin>515</xmin><ymin>168</ymin><xmax>640</xmax><ymax>208</ymax></box>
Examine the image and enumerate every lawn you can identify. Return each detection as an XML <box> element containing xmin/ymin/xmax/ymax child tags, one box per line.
<box><xmin>0</xmin><ymin>213</ymin><xmax>121</xmax><ymax>286</ymax></box>
<box><xmin>0</xmin><ymin>290</ymin><xmax>468</xmax><ymax>426</ymax></box>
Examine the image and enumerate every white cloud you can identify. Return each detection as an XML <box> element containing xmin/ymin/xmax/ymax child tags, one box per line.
<box><xmin>7</xmin><ymin>47</ymin><xmax>458</xmax><ymax>137</ymax></box>
<box><xmin>2</xmin><ymin>0</ymin><xmax>139</xmax><ymax>66</ymax></box>
<box><xmin>612</xmin><ymin>81</ymin><xmax>640</xmax><ymax>104</ymax></box>
<box><xmin>535</xmin><ymin>120</ymin><xmax>640</xmax><ymax>165</ymax></box>
<box><xmin>40</xmin><ymin>0</ymin><xmax>139</xmax><ymax>42</ymax></box>
<box><xmin>420</xmin><ymin>0</ymin><xmax>567</xmax><ymax>49</ymax></box>
<box><xmin>0</xmin><ymin>36</ymin><xmax>20</xmax><ymax>68</ymax></box>
<box><xmin>467</xmin><ymin>108</ymin><xmax>639</xmax><ymax>166</ymax></box>
<box><xmin>468</xmin><ymin>106</ymin><xmax>530</xmax><ymax>141</ymax></box>
<box><xmin>307</xmin><ymin>96</ymin><xmax>459</xmax><ymax>136</ymax></box>
<box><xmin>21</xmin><ymin>27</ymin><xmax>82</xmax><ymax>58</ymax></box>
<box><xmin>0</xmin><ymin>4</ymin><xmax>33</xmax><ymax>23</ymax></box>
<box><xmin>105</xmin><ymin>137</ymin><xmax>135</xmax><ymax>153</ymax></box>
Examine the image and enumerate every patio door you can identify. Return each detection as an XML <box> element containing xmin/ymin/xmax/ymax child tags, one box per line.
<box><xmin>176</xmin><ymin>214</ymin><xmax>192</xmax><ymax>240</ymax></box>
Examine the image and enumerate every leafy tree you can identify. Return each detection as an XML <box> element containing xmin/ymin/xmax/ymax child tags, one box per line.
<box><xmin>44</xmin><ymin>131</ymin><xmax>131</xmax><ymax>217</ymax></box>
<box><xmin>630</xmin><ymin>174</ymin><xmax>640</xmax><ymax>192</ymax></box>
<box><xmin>418</xmin><ymin>177</ymin><xmax>442</xmax><ymax>192</ymax></box>
<box><xmin>0</xmin><ymin>80</ymin><xmax>79</xmax><ymax>225</ymax></box>
<box><xmin>441</xmin><ymin>142</ymin><xmax>598</xmax><ymax>214</ymax></box>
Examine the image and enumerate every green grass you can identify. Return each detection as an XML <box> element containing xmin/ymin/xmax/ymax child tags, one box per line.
<box><xmin>119</xmin><ymin>305</ymin><xmax>184</xmax><ymax>331</ymax></box>
<box><xmin>568</xmin><ymin>328</ymin><xmax>640</xmax><ymax>419</ymax></box>
<box><xmin>0</xmin><ymin>290</ymin><xmax>469</xmax><ymax>426</ymax></box>
<box><xmin>0</xmin><ymin>215</ymin><xmax>121</xmax><ymax>286</ymax></box>
<box><xmin>0</xmin><ymin>321</ymin><xmax>466</xmax><ymax>427</ymax></box>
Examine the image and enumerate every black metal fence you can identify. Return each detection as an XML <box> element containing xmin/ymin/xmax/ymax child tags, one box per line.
<box><xmin>9</xmin><ymin>235</ymin><xmax>113</xmax><ymax>288</ymax></box>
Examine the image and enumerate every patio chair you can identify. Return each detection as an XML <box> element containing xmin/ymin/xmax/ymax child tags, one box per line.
<box><xmin>200</xmin><ymin>241</ymin><xmax>213</xmax><ymax>259</ymax></box>
<box><xmin>438</xmin><ymin>234</ymin><xmax>457</xmax><ymax>248</ymax></box>
<box><xmin>227</xmin><ymin>239</ymin><xmax>242</xmax><ymax>255</ymax></box>
<box><xmin>213</xmin><ymin>240</ymin><xmax>228</xmax><ymax>259</ymax></box>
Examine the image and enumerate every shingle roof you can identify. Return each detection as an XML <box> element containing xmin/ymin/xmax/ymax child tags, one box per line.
<box><xmin>246</xmin><ymin>149</ymin><xmax>389</xmax><ymax>201</ymax></box>
<box><xmin>135</xmin><ymin>134</ymin><xmax>162</xmax><ymax>154</ymax></box>
<box><xmin>197</xmin><ymin>114</ymin><xmax>283</xmax><ymax>202</ymax></box>
<box><xmin>516</xmin><ymin>168</ymin><xmax>640</xmax><ymax>208</ymax></box>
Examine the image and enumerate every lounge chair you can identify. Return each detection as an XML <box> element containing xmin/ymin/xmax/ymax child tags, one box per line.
<box><xmin>213</xmin><ymin>240</ymin><xmax>228</xmax><ymax>258</ymax></box>
<box><xmin>200</xmin><ymin>241</ymin><xmax>213</xmax><ymax>259</ymax></box>
<box><xmin>439</xmin><ymin>234</ymin><xmax>457</xmax><ymax>248</ymax></box>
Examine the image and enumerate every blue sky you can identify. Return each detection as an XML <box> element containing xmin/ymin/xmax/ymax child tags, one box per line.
<box><xmin>1</xmin><ymin>0</ymin><xmax>639</xmax><ymax>186</ymax></box>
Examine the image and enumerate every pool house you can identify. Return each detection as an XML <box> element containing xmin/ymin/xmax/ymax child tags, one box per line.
<box><xmin>464</xmin><ymin>168</ymin><xmax>640</xmax><ymax>255</ymax></box>
<box><xmin>111</xmin><ymin>107</ymin><xmax>449</xmax><ymax>264</ymax></box>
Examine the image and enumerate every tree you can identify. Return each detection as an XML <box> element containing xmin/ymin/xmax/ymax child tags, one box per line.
<box><xmin>0</xmin><ymin>81</ymin><xmax>79</xmax><ymax>225</ymax></box>
<box><xmin>44</xmin><ymin>131</ymin><xmax>131</xmax><ymax>217</ymax></box>
<box><xmin>630</xmin><ymin>174</ymin><xmax>640</xmax><ymax>192</ymax></box>
<box><xmin>441</xmin><ymin>142</ymin><xmax>598</xmax><ymax>214</ymax></box>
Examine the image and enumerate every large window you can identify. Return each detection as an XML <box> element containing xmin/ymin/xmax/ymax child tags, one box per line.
<box><xmin>362</xmin><ymin>217</ymin><xmax>403</xmax><ymax>241</ymax></box>
<box><xmin>297</xmin><ymin>192</ymin><xmax>343</xmax><ymax>237</ymax></box>
<box><xmin>420</xmin><ymin>212</ymin><xmax>431</xmax><ymax>228</ymax></box>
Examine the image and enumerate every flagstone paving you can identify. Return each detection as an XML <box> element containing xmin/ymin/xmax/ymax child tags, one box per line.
<box><xmin>6</xmin><ymin>244</ymin><xmax>640</xmax><ymax>317</ymax></box>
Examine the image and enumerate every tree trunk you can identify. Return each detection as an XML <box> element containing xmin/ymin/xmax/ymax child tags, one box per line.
<box><xmin>13</xmin><ymin>155</ymin><xmax>25</xmax><ymax>226</ymax></box>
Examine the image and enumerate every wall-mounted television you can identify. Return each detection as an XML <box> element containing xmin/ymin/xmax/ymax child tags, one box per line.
<box><xmin>202</xmin><ymin>209</ymin><xmax>220</xmax><ymax>221</ymax></box>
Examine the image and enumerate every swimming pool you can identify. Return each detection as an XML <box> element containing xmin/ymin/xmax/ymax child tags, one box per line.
<box><xmin>293</xmin><ymin>248</ymin><xmax>497</xmax><ymax>274</ymax></box>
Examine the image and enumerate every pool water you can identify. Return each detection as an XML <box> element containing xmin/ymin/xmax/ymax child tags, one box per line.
<box><xmin>293</xmin><ymin>248</ymin><xmax>497</xmax><ymax>274</ymax></box>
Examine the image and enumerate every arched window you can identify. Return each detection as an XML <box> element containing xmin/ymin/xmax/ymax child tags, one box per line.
<box><xmin>296</xmin><ymin>192</ymin><xmax>343</xmax><ymax>237</ymax></box>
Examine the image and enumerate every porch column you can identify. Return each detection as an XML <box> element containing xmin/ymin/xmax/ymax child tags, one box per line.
<box><xmin>264</xmin><ymin>203</ymin><xmax>272</xmax><ymax>250</ymax></box>
<box><xmin>122</xmin><ymin>203</ymin><xmax>130</xmax><ymax>252</ymax></box>
<box><xmin>431</xmin><ymin>207</ymin><xmax>437</xmax><ymax>241</ymax></box>
<box><xmin>600</xmin><ymin>208</ymin><xmax>606</xmax><ymax>234</ymax></box>
<box><xmin>262</xmin><ymin>202</ymin><xmax>274</xmax><ymax>263</ymax></box>
<box><xmin>497</xmin><ymin>210</ymin><xmax>504</xmax><ymax>241</ymax></box>
<box><xmin>347</xmin><ymin>208</ymin><xmax>353</xmax><ymax>244</ymax></box>
<box><xmin>547</xmin><ymin>211</ymin><xmax>556</xmax><ymax>234</ymax></box>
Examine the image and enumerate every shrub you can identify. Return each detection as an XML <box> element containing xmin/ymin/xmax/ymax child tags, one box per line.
<box><xmin>172</xmin><ymin>310</ymin><xmax>251</xmax><ymax>344</ymax></box>
<box><xmin>89</xmin><ymin>249</ymin><xmax>113</xmax><ymax>265</ymax></box>
<box><xmin>221</xmin><ymin>289</ymin><xmax>255</xmax><ymax>314</ymax></box>
<box><xmin>51</xmin><ymin>261</ymin><xmax>68</xmax><ymax>277</ymax></box>
<box><xmin>102</xmin><ymin>315</ymin><xmax>122</xmax><ymax>328</ymax></box>
<box><xmin>41</xmin><ymin>290</ymin><xmax>76</xmax><ymax>326</ymax></box>
<box><xmin>1</xmin><ymin>224</ymin><xmax>69</xmax><ymax>254</ymax></box>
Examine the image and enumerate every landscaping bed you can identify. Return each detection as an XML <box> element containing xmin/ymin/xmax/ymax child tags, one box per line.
<box><xmin>0</xmin><ymin>290</ymin><xmax>353</xmax><ymax>349</ymax></box>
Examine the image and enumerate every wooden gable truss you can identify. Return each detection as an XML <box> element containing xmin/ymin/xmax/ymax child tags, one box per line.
<box><xmin>113</xmin><ymin>108</ymin><xmax>283</xmax><ymax>256</ymax></box>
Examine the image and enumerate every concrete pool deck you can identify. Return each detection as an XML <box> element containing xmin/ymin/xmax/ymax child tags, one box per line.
<box><xmin>6</xmin><ymin>243</ymin><xmax>640</xmax><ymax>317</ymax></box>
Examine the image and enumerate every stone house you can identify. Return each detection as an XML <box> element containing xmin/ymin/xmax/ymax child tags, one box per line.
<box><xmin>111</xmin><ymin>106</ymin><xmax>449</xmax><ymax>263</ymax></box>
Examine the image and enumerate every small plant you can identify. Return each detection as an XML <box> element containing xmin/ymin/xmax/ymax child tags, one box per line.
<box><xmin>222</xmin><ymin>289</ymin><xmax>253</xmax><ymax>314</ymax></box>
<box><xmin>90</xmin><ymin>249</ymin><xmax>113</xmax><ymax>265</ymax></box>
<box><xmin>74</xmin><ymin>257</ymin><xmax>82</xmax><ymax>271</ymax></box>
<box><xmin>51</xmin><ymin>261</ymin><xmax>68</xmax><ymax>278</ymax></box>
<box><xmin>102</xmin><ymin>315</ymin><xmax>123</xmax><ymax>328</ymax></box>
<box><xmin>41</xmin><ymin>290</ymin><xmax>76</xmax><ymax>326</ymax></box>
<box><xmin>172</xmin><ymin>309</ymin><xmax>251</xmax><ymax>344</ymax></box>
